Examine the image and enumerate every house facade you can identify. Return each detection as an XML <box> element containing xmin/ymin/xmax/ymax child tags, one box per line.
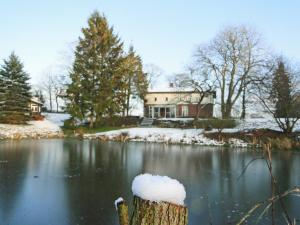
<box><xmin>144</xmin><ymin>89</ymin><xmax>216</xmax><ymax>119</ymax></box>
<box><xmin>29</xmin><ymin>97</ymin><xmax>43</xmax><ymax>115</ymax></box>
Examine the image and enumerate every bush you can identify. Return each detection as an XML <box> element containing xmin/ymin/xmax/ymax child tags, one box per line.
<box><xmin>193</xmin><ymin>119</ymin><xmax>237</xmax><ymax>130</ymax></box>
<box><xmin>32</xmin><ymin>114</ymin><xmax>44</xmax><ymax>121</ymax></box>
<box><xmin>96</xmin><ymin>116</ymin><xmax>141</xmax><ymax>127</ymax></box>
<box><xmin>63</xmin><ymin>118</ymin><xmax>77</xmax><ymax>129</ymax></box>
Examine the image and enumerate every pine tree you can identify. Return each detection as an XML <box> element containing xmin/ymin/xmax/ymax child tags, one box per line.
<box><xmin>0</xmin><ymin>53</ymin><xmax>31</xmax><ymax>124</ymax></box>
<box><xmin>121</xmin><ymin>46</ymin><xmax>148</xmax><ymax>116</ymax></box>
<box><xmin>272</xmin><ymin>61</ymin><xmax>293</xmax><ymax>118</ymax></box>
<box><xmin>66</xmin><ymin>11</ymin><xmax>124</xmax><ymax>128</ymax></box>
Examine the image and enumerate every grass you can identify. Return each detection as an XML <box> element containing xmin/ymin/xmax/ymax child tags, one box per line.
<box><xmin>204</xmin><ymin>129</ymin><xmax>300</xmax><ymax>151</ymax></box>
<box><xmin>62</xmin><ymin>125</ymin><xmax>124</xmax><ymax>137</ymax></box>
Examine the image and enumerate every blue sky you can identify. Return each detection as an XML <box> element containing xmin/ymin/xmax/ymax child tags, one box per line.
<box><xmin>0</xmin><ymin>0</ymin><xmax>299</xmax><ymax>84</ymax></box>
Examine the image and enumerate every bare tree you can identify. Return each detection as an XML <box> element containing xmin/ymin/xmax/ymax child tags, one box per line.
<box><xmin>41</xmin><ymin>71</ymin><xmax>55</xmax><ymax>112</ymax></box>
<box><xmin>193</xmin><ymin>25</ymin><xmax>267</xmax><ymax>118</ymax></box>
<box><xmin>171</xmin><ymin>67</ymin><xmax>216</xmax><ymax>120</ymax></box>
<box><xmin>144</xmin><ymin>64</ymin><xmax>164</xmax><ymax>90</ymax></box>
<box><xmin>41</xmin><ymin>68</ymin><xmax>66</xmax><ymax>112</ymax></box>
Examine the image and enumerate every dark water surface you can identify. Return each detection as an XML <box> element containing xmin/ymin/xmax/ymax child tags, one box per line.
<box><xmin>0</xmin><ymin>139</ymin><xmax>299</xmax><ymax>225</ymax></box>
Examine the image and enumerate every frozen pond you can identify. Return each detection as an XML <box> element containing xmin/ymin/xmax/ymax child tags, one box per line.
<box><xmin>0</xmin><ymin>139</ymin><xmax>299</xmax><ymax>225</ymax></box>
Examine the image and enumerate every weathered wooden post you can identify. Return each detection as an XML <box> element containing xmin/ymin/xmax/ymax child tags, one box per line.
<box><xmin>115</xmin><ymin>198</ymin><xmax>129</xmax><ymax>225</ymax></box>
<box><xmin>115</xmin><ymin>174</ymin><xmax>188</xmax><ymax>225</ymax></box>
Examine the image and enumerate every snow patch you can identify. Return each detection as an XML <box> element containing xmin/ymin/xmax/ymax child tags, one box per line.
<box><xmin>0</xmin><ymin>119</ymin><xmax>63</xmax><ymax>139</ymax></box>
<box><xmin>44</xmin><ymin>113</ymin><xmax>70</xmax><ymax>127</ymax></box>
<box><xmin>114</xmin><ymin>197</ymin><xmax>124</xmax><ymax>210</ymax></box>
<box><xmin>86</xmin><ymin>127</ymin><xmax>223</xmax><ymax>146</ymax></box>
<box><xmin>132</xmin><ymin>174</ymin><xmax>186</xmax><ymax>206</ymax></box>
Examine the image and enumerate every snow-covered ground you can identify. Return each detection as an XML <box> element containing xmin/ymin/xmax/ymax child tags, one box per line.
<box><xmin>0</xmin><ymin>119</ymin><xmax>63</xmax><ymax>140</ymax></box>
<box><xmin>84</xmin><ymin>127</ymin><xmax>247</xmax><ymax>147</ymax></box>
<box><xmin>217</xmin><ymin>118</ymin><xmax>300</xmax><ymax>133</ymax></box>
<box><xmin>0</xmin><ymin>113</ymin><xmax>71</xmax><ymax>139</ymax></box>
<box><xmin>84</xmin><ymin>117</ymin><xmax>300</xmax><ymax>147</ymax></box>
<box><xmin>44</xmin><ymin>113</ymin><xmax>70</xmax><ymax>127</ymax></box>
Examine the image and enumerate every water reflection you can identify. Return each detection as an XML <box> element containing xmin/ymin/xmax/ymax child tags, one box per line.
<box><xmin>0</xmin><ymin>139</ymin><xmax>299</xmax><ymax>225</ymax></box>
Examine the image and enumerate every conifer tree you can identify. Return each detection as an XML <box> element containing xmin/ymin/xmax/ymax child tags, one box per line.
<box><xmin>0</xmin><ymin>53</ymin><xmax>31</xmax><ymax>124</ymax></box>
<box><xmin>272</xmin><ymin>61</ymin><xmax>293</xmax><ymax>118</ymax></box>
<box><xmin>121</xmin><ymin>46</ymin><xmax>148</xmax><ymax>116</ymax></box>
<box><xmin>67</xmin><ymin>11</ymin><xmax>124</xmax><ymax>128</ymax></box>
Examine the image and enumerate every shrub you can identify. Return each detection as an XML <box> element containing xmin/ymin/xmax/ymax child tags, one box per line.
<box><xmin>96</xmin><ymin>116</ymin><xmax>141</xmax><ymax>127</ymax></box>
<box><xmin>32</xmin><ymin>114</ymin><xmax>44</xmax><ymax>121</ymax></box>
<box><xmin>63</xmin><ymin>118</ymin><xmax>77</xmax><ymax>129</ymax></box>
<box><xmin>193</xmin><ymin>119</ymin><xmax>237</xmax><ymax>131</ymax></box>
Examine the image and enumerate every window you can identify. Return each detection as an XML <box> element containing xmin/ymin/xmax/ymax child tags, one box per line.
<box><xmin>182</xmin><ymin>105</ymin><xmax>189</xmax><ymax>117</ymax></box>
<box><xmin>154</xmin><ymin>107</ymin><xmax>159</xmax><ymax>118</ymax></box>
<box><xmin>166</xmin><ymin>107</ymin><xmax>170</xmax><ymax>118</ymax></box>
<box><xmin>154</xmin><ymin>97</ymin><xmax>157</xmax><ymax>102</ymax></box>
<box><xmin>165</xmin><ymin>97</ymin><xmax>168</xmax><ymax>101</ymax></box>
<box><xmin>170</xmin><ymin>107</ymin><xmax>176</xmax><ymax>118</ymax></box>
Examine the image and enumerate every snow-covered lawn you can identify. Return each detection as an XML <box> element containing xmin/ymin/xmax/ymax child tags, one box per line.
<box><xmin>0</xmin><ymin>118</ymin><xmax>63</xmax><ymax>139</ymax></box>
<box><xmin>84</xmin><ymin>117</ymin><xmax>300</xmax><ymax>146</ymax></box>
<box><xmin>43</xmin><ymin>113</ymin><xmax>70</xmax><ymax>127</ymax></box>
<box><xmin>218</xmin><ymin>118</ymin><xmax>300</xmax><ymax>133</ymax></box>
<box><xmin>85</xmin><ymin>127</ymin><xmax>247</xmax><ymax>147</ymax></box>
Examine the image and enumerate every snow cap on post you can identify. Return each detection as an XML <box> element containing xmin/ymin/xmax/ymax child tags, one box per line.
<box><xmin>131</xmin><ymin>173</ymin><xmax>186</xmax><ymax>205</ymax></box>
<box><xmin>114</xmin><ymin>197</ymin><xmax>124</xmax><ymax>210</ymax></box>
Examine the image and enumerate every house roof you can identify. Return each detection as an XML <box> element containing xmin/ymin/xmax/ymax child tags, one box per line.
<box><xmin>147</xmin><ymin>87</ymin><xmax>216</xmax><ymax>95</ymax></box>
<box><xmin>30</xmin><ymin>97</ymin><xmax>43</xmax><ymax>105</ymax></box>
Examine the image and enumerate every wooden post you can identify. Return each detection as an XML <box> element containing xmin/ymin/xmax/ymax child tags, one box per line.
<box><xmin>116</xmin><ymin>174</ymin><xmax>188</xmax><ymax>225</ymax></box>
<box><xmin>116</xmin><ymin>196</ymin><xmax>188</xmax><ymax>225</ymax></box>
<box><xmin>130</xmin><ymin>196</ymin><xmax>188</xmax><ymax>225</ymax></box>
<box><xmin>116</xmin><ymin>199</ymin><xmax>129</xmax><ymax>225</ymax></box>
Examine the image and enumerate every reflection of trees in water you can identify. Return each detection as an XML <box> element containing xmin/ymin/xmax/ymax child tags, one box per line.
<box><xmin>0</xmin><ymin>141</ymin><xmax>32</xmax><ymax>223</ymax></box>
<box><xmin>271</xmin><ymin>151</ymin><xmax>300</xmax><ymax>222</ymax></box>
<box><xmin>1</xmin><ymin>140</ymin><xmax>299</xmax><ymax>225</ymax></box>
<box><xmin>62</xmin><ymin>140</ymin><xmax>145</xmax><ymax>225</ymax></box>
<box><xmin>0</xmin><ymin>140</ymin><xmax>70</xmax><ymax>225</ymax></box>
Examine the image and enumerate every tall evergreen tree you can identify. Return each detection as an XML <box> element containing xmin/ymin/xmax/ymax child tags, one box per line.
<box><xmin>0</xmin><ymin>53</ymin><xmax>31</xmax><ymax>124</ymax></box>
<box><xmin>67</xmin><ymin>11</ymin><xmax>124</xmax><ymax>128</ymax></box>
<box><xmin>121</xmin><ymin>46</ymin><xmax>148</xmax><ymax>116</ymax></box>
<box><xmin>272</xmin><ymin>61</ymin><xmax>293</xmax><ymax>118</ymax></box>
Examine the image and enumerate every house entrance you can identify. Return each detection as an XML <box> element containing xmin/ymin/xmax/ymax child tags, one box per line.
<box><xmin>149</xmin><ymin>106</ymin><xmax>176</xmax><ymax>118</ymax></box>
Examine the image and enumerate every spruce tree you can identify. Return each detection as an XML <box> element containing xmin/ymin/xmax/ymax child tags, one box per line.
<box><xmin>0</xmin><ymin>53</ymin><xmax>31</xmax><ymax>124</ymax></box>
<box><xmin>121</xmin><ymin>46</ymin><xmax>148</xmax><ymax>116</ymax></box>
<box><xmin>272</xmin><ymin>61</ymin><xmax>292</xmax><ymax>118</ymax></box>
<box><xmin>67</xmin><ymin>11</ymin><xmax>124</xmax><ymax>128</ymax></box>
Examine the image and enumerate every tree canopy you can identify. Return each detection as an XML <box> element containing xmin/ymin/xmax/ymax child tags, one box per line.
<box><xmin>66</xmin><ymin>11</ymin><xmax>148</xmax><ymax>127</ymax></box>
<box><xmin>0</xmin><ymin>53</ymin><xmax>31</xmax><ymax>124</ymax></box>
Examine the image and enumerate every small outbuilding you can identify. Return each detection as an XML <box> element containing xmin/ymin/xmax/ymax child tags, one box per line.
<box><xmin>29</xmin><ymin>97</ymin><xmax>43</xmax><ymax>115</ymax></box>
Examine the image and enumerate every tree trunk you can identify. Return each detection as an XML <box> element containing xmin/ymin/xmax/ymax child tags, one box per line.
<box><xmin>240</xmin><ymin>85</ymin><xmax>246</xmax><ymax>119</ymax></box>
<box><xmin>89</xmin><ymin>109</ymin><xmax>94</xmax><ymax>128</ymax></box>
<box><xmin>129</xmin><ymin>196</ymin><xmax>188</xmax><ymax>225</ymax></box>
<box><xmin>49</xmin><ymin>90</ymin><xmax>53</xmax><ymax>112</ymax></box>
<box><xmin>222</xmin><ymin>104</ymin><xmax>232</xmax><ymax>119</ymax></box>
<box><xmin>126</xmin><ymin>85</ymin><xmax>131</xmax><ymax>116</ymax></box>
<box><xmin>55</xmin><ymin>96</ymin><xmax>59</xmax><ymax>113</ymax></box>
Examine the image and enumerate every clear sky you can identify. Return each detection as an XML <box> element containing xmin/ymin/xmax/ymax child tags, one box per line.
<box><xmin>0</xmin><ymin>0</ymin><xmax>299</xmax><ymax>84</ymax></box>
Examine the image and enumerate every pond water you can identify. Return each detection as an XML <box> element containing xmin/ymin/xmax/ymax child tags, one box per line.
<box><xmin>0</xmin><ymin>139</ymin><xmax>299</xmax><ymax>225</ymax></box>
